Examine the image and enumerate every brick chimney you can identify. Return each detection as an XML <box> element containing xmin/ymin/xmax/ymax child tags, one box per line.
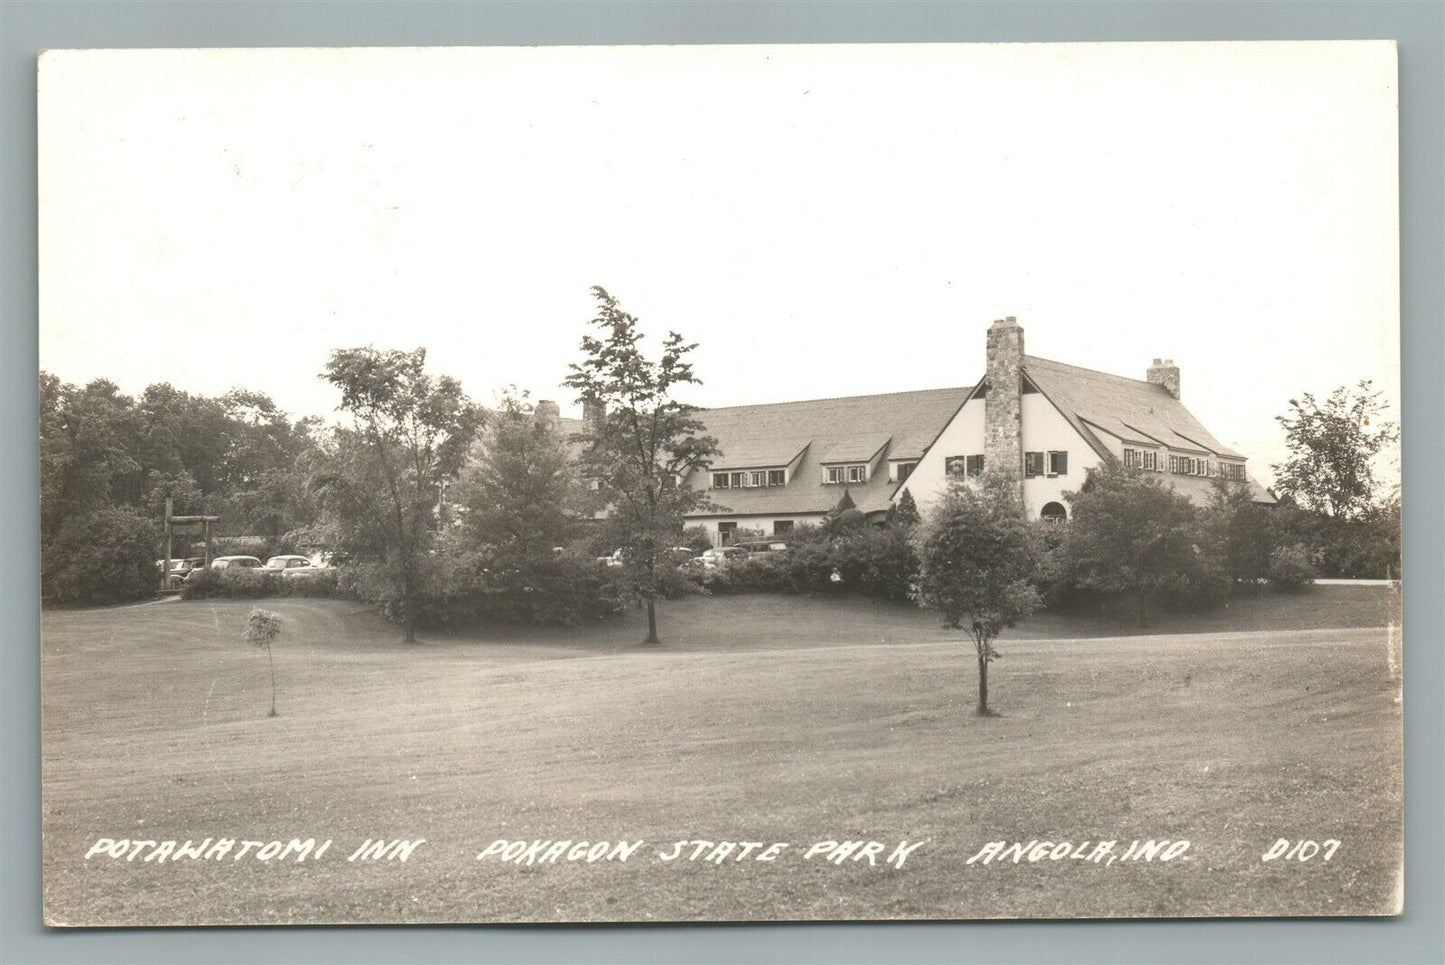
<box><xmin>984</xmin><ymin>316</ymin><xmax>1024</xmax><ymax>489</ymax></box>
<box><xmin>1147</xmin><ymin>358</ymin><xmax>1181</xmax><ymax>400</ymax></box>
<box><xmin>582</xmin><ymin>398</ymin><xmax>606</xmax><ymax>434</ymax></box>
<box><xmin>533</xmin><ymin>399</ymin><xmax>560</xmax><ymax>426</ymax></box>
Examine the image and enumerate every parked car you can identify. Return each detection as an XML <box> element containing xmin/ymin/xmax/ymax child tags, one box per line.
<box><xmin>265</xmin><ymin>554</ymin><xmax>315</xmax><ymax>573</ymax></box>
<box><xmin>735</xmin><ymin>540</ymin><xmax>788</xmax><ymax>555</ymax></box>
<box><xmin>211</xmin><ymin>555</ymin><xmax>263</xmax><ymax>570</ymax></box>
<box><xmin>164</xmin><ymin>557</ymin><xmax>205</xmax><ymax>586</ymax></box>
<box><xmin>692</xmin><ymin>546</ymin><xmax>749</xmax><ymax>569</ymax></box>
<box><xmin>184</xmin><ymin>555</ymin><xmax>263</xmax><ymax>584</ymax></box>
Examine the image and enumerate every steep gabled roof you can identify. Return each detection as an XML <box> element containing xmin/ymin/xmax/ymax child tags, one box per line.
<box><xmin>691</xmin><ymin>386</ymin><xmax>970</xmax><ymax>516</ymax></box>
<box><xmin>1022</xmin><ymin>356</ymin><xmax>1245</xmax><ymax>460</ymax></box>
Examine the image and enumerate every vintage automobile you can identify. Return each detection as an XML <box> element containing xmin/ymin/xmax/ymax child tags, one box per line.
<box><xmin>184</xmin><ymin>555</ymin><xmax>263</xmax><ymax>584</ymax></box>
<box><xmin>264</xmin><ymin>554</ymin><xmax>317</xmax><ymax>577</ymax></box>
<box><xmin>690</xmin><ymin>546</ymin><xmax>750</xmax><ymax>569</ymax></box>
<box><xmin>734</xmin><ymin>540</ymin><xmax>789</xmax><ymax>555</ymax></box>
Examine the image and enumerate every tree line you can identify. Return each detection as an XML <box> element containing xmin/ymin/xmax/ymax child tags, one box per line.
<box><xmin>41</xmin><ymin>289</ymin><xmax>1400</xmax><ymax>665</ymax></box>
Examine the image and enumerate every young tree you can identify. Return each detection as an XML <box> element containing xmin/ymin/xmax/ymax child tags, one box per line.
<box><xmin>889</xmin><ymin>488</ymin><xmax>922</xmax><ymax>529</ymax></box>
<box><xmin>1272</xmin><ymin>380</ymin><xmax>1398</xmax><ymax>520</ymax></box>
<box><xmin>320</xmin><ymin>347</ymin><xmax>482</xmax><ymax>642</ymax></box>
<box><xmin>913</xmin><ymin>476</ymin><xmax>1042</xmax><ymax>716</ymax></box>
<box><xmin>563</xmin><ymin>286</ymin><xmax>720</xmax><ymax>645</ymax></box>
<box><xmin>1060</xmin><ymin>461</ymin><xmax>1222</xmax><ymax>625</ymax></box>
<box><xmin>243</xmin><ymin>608</ymin><xmax>282</xmax><ymax>717</ymax></box>
<box><xmin>445</xmin><ymin>390</ymin><xmax>603</xmax><ymax>624</ymax></box>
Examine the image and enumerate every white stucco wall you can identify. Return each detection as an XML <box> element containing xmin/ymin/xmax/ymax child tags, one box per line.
<box><xmin>686</xmin><ymin>514</ymin><xmax>830</xmax><ymax>545</ymax></box>
<box><xmin>1019</xmin><ymin>393</ymin><xmax>1101</xmax><ymax>516</ymax></box>
<box><xmin>898</xmin><ymin>396</ymin><xmax>984</xmax><ymax>510</ymax></box>
<box><xmin>896</xmin><ymin>392</ymin><xmax>1101</xmax><ymax>520</ymax></box>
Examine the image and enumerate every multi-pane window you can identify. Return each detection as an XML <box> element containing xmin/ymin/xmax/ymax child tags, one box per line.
<box><xmin>1142</xmin><ymin>450</ymin><xmax>1158</xmax><ymax>471</ymax></box>
<box><xmin>826</xmin><ymin>464</ymin><xmax>869</xmax><ymax>484</ymax></box>
<box><xmin>1169</xmin><ymin>454</ymin><xmax>1210</xmax><ymax>476</ymax></box>
<box><xmin>944</xmin><ymin>455</ymin><xmax>985</xmax><ymax>477</ymax></box>
<box><xmin>1124</xmin><ymin>448</ymin><xmax>1140</xmax><ymax>468</ymax></box>
<box><xmin>1223</xmin><ymin>463</ymin><xmax>1246</xmax><ymax>482</ymax></box>
<box><xmin>893</xmin><ymin>461</ymin><xmax>918</xmax><ymax>483</ymax></box>
<box><xmin>714</xmin><ymin>468</ymin><xmax>787</xmax><ymax>489</ymax></box>
<box><xmin>1024</xmin><ymin>451</ymin><xmax>1044</xmax><ymax>477</ymax></box>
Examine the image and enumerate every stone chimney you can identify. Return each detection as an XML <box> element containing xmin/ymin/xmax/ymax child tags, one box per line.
<box><xmin>582</xmin><ymin>398</ymin><xmax>606</xmax><ymax>433</ymax></box>
<box><xmin>1146</xmin><ymin>358</ymin><xmax>1181</xmax><ymax>400</ymax></box>
<box><xmin>533</xmin><ymin>399</ymin><xmax>560</xmax><ymax>426</ymax></box>
<box><xmin>984</xmin><ymin>316</ymin><xmax>1025</xmax><ymax>489</ymax></box>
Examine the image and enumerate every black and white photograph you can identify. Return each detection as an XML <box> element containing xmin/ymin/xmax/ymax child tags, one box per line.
<box><xmin>37</xmin><ymin>41</ymin><xmax>1403</xmax><ymax>926</ymax></box>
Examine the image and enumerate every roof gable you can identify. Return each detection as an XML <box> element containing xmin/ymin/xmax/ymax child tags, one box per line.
<box><xmin>1022</xmin><ymin>356</ymin><xmax>1244</xmax><ymax>460</ymax></box>
<box><xmin>692</xmin><ymin>386</ymin><xmax>970</xmax><ymax>515</ymax></box>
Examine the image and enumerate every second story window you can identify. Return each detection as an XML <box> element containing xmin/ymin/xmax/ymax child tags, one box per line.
<box><xmin>1143</xmin><ymin>450</ymin><xmax>1158</xmax><ymax>471</ymax></box>
<box><xmin>1025</xmin><ymin>451</ymin><xmax>1044</xmax><ymax>477</ymax></box>
<box><xmin>714</xmin><ymin>468</ymin><xmax>786</xmax><ymax>489</ymax></box>
<box><xmin>1047</xmin><ymin>451</ymin><xmax>1068</xmax><ymax>476</ymax></box>
<box><xmin>826</xmin><ymin>464</ymin><xmax>869</xmax><ymax>484</ymax></box>
<box><xmin>893</xmin><ymin>460</ymin><xmax>918</xmax><ymax>483</ymax></box>
<box><xmin>946</xmin><ymin>455</ymin><xmax>985</xmax><ymax>478</ymax></box>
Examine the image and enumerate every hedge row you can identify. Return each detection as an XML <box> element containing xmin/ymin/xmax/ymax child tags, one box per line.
<box><xmin>180</xmin><ymin>567</ymin><xmax>342</xmax><ymax>600</ymax></box>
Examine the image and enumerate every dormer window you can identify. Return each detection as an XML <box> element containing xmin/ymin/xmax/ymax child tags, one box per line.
<box><xmin>891</xmin><ymin>460</ymin><xmax>918</xmax><ymax>483</ymax></box>
<box><xmin>826</xmin><ymin>464</ymin><xmax>868</xmax><ymax>484</ymax></box>
<box><xmin>713</xmin><ymin>468</ymin><xmax>787</xmax><ymax>489</ymax></box>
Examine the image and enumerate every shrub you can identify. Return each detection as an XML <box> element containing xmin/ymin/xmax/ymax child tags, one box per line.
<box><xmin>42</xmin><ymin>508</ymin><xmax>159</xmax><ymax>606</ymax></box>
<box><xmin>340</xmin><ymin>549</ymin><xmax>626</xmax><ymax>630</ymax></box>
<box><xmin>280</xmin><ymin>568</ymin><xmax>342</xmax><ymax>598</ymax></box>
<box><xmin>1059</xmin><ymin>462</ymin><xmax>1226</xmax><ymax>625</ymax></box>
<box><xmin>699</xmin><ymin>518</ymin><xmax>917</xmax><ymax>602</ymax></box>
<box><xmin>180</xmin><ymin>567</ymin><xmax>281</xmax><ymax>600</ymax></box>
<box><xmin>1267</xmin><ymin>543</ymin><xmax>1317</xmax><ymax>593</ymax></box>
<box><xmin>680</xmin><ymin>526</ymin><xmax>713</xmax><ymax>555</ymax></box>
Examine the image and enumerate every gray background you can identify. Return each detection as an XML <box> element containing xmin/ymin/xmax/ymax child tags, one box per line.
<box><xmin>3</xmin><ymin>2</ymin><xmax>1440</xmax><ymax>963</ymax></box>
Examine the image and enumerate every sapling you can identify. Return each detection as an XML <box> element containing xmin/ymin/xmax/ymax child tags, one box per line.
<box><xmin>243</xmin><ymin>608</ymin><xmax>282</xmax><ymax>717</ymax></box>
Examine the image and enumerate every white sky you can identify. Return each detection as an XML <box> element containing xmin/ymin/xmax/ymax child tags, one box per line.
<box><xmin>38</xmin><ymin>42</ymin><xmax>1400</xmax><ymax>484</ymax></box>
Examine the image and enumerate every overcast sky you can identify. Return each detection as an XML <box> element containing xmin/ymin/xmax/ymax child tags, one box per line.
<box><xmin>38</xmin><ymin>42</ymin><xmax>1399</xmax><ymax>483</ymax></box>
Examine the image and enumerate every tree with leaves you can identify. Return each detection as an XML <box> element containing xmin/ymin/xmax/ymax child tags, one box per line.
<box><xmin>563</xmin><ymin>286</ymin><xmax>720</xmax><ymax>645</ymax></box>
<box><xmin>889</xmin><ymin>488</ymin><xmax>921</xmax><ymax>529</ymax></box>
<box><xmin>1207</xmin><ymin>474</ymin><xmax>1272</xmax><ymax>586</ymax></box>
<box><xmin>913</xmin><ymin>475</ymin><xmax>1042</xmax><ymax>716</ymax></box>
<box><xmin>1272</xmin><ymin>380</ymin><xmax>1398</xmax><ymax>520</ymax></box>
<box><xmin>319</xmin><ymin>347</ymin><xmax>482</xmax><ymax>642</ymax></box>
<box><xmin>243</xmin><ymin>608</ymin><xmax>282</xmax><ymax>717</ymax></box>
<box><xmin>444</xmin><ymin>390</ymin><xmax>608</xmax><ymax>624</ymax></box>
<box><xmin>1060</xmin><ymin>461</ymin><xmax>1224</xmax><ymax>624</ymax></box>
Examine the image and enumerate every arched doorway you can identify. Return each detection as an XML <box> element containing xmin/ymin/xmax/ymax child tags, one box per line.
<box><xmin>1040</xmin><ymin>501</ymin><xmax>1067</xmax><ymax>523</ymax></box>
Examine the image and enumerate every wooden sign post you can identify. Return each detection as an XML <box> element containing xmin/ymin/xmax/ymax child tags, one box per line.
<box><xmin>162</xmin><ymin>502</ymin><xmax>221</xmax><ymax>590</ymax></box>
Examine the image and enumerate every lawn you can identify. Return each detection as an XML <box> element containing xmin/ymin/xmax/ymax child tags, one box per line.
<box><xmin>40</xmin><ymin>586</ymin><xmax>1402</xmax><ymax>925</ymax></box>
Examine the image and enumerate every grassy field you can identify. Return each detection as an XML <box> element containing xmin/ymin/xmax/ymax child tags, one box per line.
<box><xmin>41</xmin><ymin>586</ymin><xmax>1402</xmax><ymax>925</ymax></box>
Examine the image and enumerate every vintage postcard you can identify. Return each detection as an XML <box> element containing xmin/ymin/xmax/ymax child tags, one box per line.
<box><xmin>38</xmin><ymin>42</ymin><xmax>1402</xmax><ymax>925</ymax></box>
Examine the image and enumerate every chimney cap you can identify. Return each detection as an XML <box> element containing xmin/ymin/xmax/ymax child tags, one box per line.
<box><xmin>1152</xmin><ymin>358</ymin><xmax>1162</xmax><ymax>365</ymax></box>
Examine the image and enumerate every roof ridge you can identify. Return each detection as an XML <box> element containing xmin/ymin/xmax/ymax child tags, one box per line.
<box><xmin>695</xmin><ymin>384</ymin><xmax>970</xmax><ymax>413</ymax></box>
<box><xmin>1024</xmin><ymin>354</ymin><xmax>1164</xmax><ymax>390</ymax></box>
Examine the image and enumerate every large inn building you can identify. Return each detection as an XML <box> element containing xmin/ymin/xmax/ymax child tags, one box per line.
<box><xmin>549</xmin><ymin>317</ymin><xmax>1274</xmax><ymax>547</ymax></box>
